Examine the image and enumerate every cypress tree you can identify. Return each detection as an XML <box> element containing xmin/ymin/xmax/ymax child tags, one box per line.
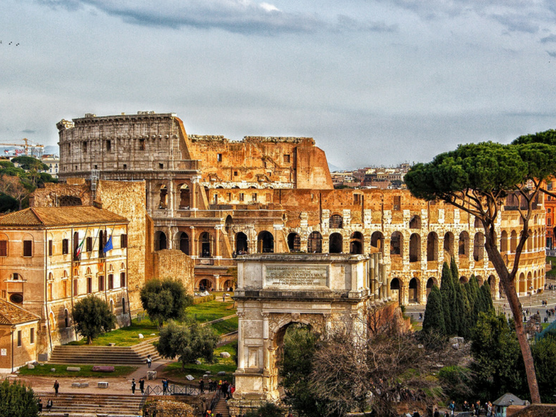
<box><xmin>440</xmin><ymin>262</ymin><xmax>454</xmax><ymax>335</ymax></box>
<box><xmin>423</xmin><ymin>285</ymin><xmax>445</xmax><ymax>335</ymax></box>
<box><xmin>480</xmin><ymin>283</ymin><xmax>494</xmax><ymax>313</ymax></box>
<box><xmin>468</xmin><ymin>275</ymin><xmax>481</xmax><ymax>325</ymax></box>
<box><xmin>450</xmin><ymin>257</ymin><xmax>459</xmax><ymax>285</ymax></box>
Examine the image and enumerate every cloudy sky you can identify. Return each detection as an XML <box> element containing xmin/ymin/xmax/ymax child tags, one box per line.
<box><xmin>2</xmin><ymin>0</ymin><xmax>556</xmax><ymax>169</ymax></box>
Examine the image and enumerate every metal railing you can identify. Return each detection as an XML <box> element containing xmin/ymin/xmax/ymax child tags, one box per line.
<box><xmin>144</xmin><ymin>383</ymin><xmax>197</xmax><ymax>396</ymax></box>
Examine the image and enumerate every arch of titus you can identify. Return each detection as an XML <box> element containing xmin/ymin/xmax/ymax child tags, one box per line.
<box><xmin>229</xmin><ymin>253</ymin><xmax>386</xmax><ymax>415</ymax></box>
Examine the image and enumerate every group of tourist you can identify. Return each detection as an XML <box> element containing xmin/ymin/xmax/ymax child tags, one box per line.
<box><xmin>442</xmin><ymin>399</ymin><xmax>494</xmax><ymax>416</ymax></box>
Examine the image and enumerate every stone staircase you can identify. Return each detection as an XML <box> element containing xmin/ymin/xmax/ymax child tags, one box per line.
<box><xmin>35</xmin><ymin>392</ymin><xmax>145</xmax><ymax>416</ymax></box>
<box><xmin>212</xmin><ymin>397</ymin><xmax>230</xmax><ymax>417</ymax></box>
<box><xmin>48</xmin><ymin>340</ymin><xmax>160</xmax><ymax>365</ymax></box>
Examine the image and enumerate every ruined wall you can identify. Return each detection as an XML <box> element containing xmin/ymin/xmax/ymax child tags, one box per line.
<box><xmin>189</xmin><ymin>135</ymin><xmax>333</xmax><ymax>190</ymax></box>
<box><xmin>92</xmin><ymin>180</ymin><xmax>148</xmax><ymax>311</ymax></box>
<box><xmin>153</xmin><ymin>249</ymin><xmax>195</xmax><ymax>295</ymax></box>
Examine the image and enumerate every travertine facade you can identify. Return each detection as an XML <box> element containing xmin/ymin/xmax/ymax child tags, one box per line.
<box><xmin>57</xmin><ymin>112</ymin><xmax>546</xmax><ymax>304</ymax></box>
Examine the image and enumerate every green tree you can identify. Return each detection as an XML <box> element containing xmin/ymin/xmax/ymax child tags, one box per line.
<box><xmin>440</xmin><ymin>262</ymin><xmax>456</xmax><ymax>335</ymax></box>
<box><xmin>470</xmin><ymin>312</ymin><xmax>527</xmax><ymax>401</ymax></box>
<box><xmin>532</xmin><ymin>335</ymin><xmax>556</xmax><ymax>403</ymax></box>
<box><xmin>279</xmin><ymin>324</ymin><xmax>324</xmax><ymax>417</ymax></box>
<box><xmin>72</xmin><ymin>295</ymin><xmax>116</xmax><ymax>344</ymax></box>
<box><xmin>405</xmin><ymin>139</ymin><xmax>556</xmax><ymax>402</ymax></box>
<box><xmin>0</xmin><ymin>380</ymin><xmax>38</xmax><ymax>417</ymax></box>
<box><xmin>140</xmin><ymin>279</ymin><xmax>192</xmax><ymax>327</ymax></box>
<box><xmin>423</xmin><ymin>285</ymin><xmax>445</xmax><ymax>335</ymax></box>
<box><xmin>156</xmin><ymin>321</ymin><xmax>218</xmax><ymax>369</ymax></box>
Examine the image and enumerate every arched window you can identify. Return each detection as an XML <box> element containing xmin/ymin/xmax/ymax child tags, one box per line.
<box><xmin>409</xmin><ymin>233</ymin><xmax>421</xmax><ymax>262</ymax></box>
<box><xmin>236</xmin><ymin>232</ymin><xmax>248</xmax><ymax>254</ymax></box>
<box><xmin>459</xmin><ymin>231</ymin><xmax>469</xmax><ymax>256</ymax></box>
<box><xmin>474</xmin><ymin>232</ymin><xmax>485</xmax><ymax>261</ymax></box>
<box><xmin>155</xmin><ymin>231</ymin><xmax>167</xmax><ymax>251</ymax></box>
<box><xmin>179</xmin><ymin>232</ymin><xmax>189</xmax><ymax>255</ymax></box>
<box><xmin>409</xmin><ymin>278</ymin><xmax>419</xmax><ymax>302</ymax></box>
<box><xmin>329</xmin><ymin>214</ymin><xmax>343</xmax><ymax>229</ymax></box>
<box><xmin>444</xmin><ymin>232</ymin><xmax>454</xmax><ymax>256</ymax></box>
<box><xmin>427</xmin><ymin>232</ymin><xmax>438</xmax><ymax>261</ymax></box>
<box><xmin>350</xmin><ymin>232</ymin><xmax>364</xmax><ymax>254</ymax></box>
<box><xmin>288</xmin><ymin>233</ymin><xmax>301</xmax><ymax>252</ymax></box>
<box><xmin>200</xmin><ymin>232</ymin><xmax>211</xmax><ymax>257</ymax></box>
<box><xmin>390</xmin><ymin>232</ymin><xmax>403</xmax><ymax>255</ymax></box>
<box><xmin>329</xmin><ymin>233</ymin><xmax>343</xmax><ymax>253</ymax></box>
<box><xmin>308</xmin><ymin>232</ymin><xmax>322</xmax><ymax>253</ymax></box>
<box><xmin>257</xmin><ymin>231</ymin><xmax>274</xmax><ymax>253</ymax></box>
<box><xmin>370</xmin><ymin>232</ymin><xmax>384</xmax><ymax>254</ymax></box>
<box><xmin>409</xmin><ymin>215</ymin><xmax>421</xmax><ymax>229</ymax></box>
<box><xmin>500</xmin><ymin>230</ymin><xmax>508</xmax><ymax>253</ymax></box>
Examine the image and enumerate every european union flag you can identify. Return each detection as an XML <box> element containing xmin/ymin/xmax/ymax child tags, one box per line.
<box><xmin>103</xmin><ymin>236</ymin><xmax>113</xmax><ymax>253</ymax></box>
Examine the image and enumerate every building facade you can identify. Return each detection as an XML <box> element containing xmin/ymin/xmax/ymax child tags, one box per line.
<box><xmin>0</xmin><ymin>206</ymin><xmax>129</xmax><ymax>360</ymax></box>
<box><xmin>57</xmin><ymin>112</ymin><xmax>547</xmax><ymax>304</ymax></box>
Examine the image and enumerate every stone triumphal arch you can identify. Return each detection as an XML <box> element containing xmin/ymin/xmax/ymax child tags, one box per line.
<box><xmin>229</xmin><ymin>253</ymin><xmax>387</xmax><ymax>415</ymax></box>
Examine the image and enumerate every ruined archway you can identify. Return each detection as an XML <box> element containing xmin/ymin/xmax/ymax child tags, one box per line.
<box><xmin>236</xmin><ymin>232</ymin><xmax>248</xmax><ymax>254</ymax></box>
<box><xmin>258</xmin><ymin>231</ymin><xmax>274</xmax><ymax>253</ymax></box>
<box><xmin>308</xmin><ymin>231</ymin><xmax>322</xmax><ymax>253</ymax></box>
<box><xmin>350</xmin><ymin>232</ymin><xmax>363</xmax><ymax>254</ymax></box>
<box><xmin>287</xmin><ymin>233</ymin><xmax>301</xmax><ymax>252</ymax></box>
<box><xmin>329</xmin><ymin>233</ymin><xmax>343</xmax><ymax>253</ymax></box>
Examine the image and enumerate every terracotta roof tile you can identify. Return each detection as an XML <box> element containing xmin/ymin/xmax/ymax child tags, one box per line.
<box><xmin>0</xmin><ymin>207</ymin><xmax>128</xmax><ymax>227</ymax></box>
<box><xmin>0</xmin><ymin>299</ymin><xmax>40</xmax><ymax>325</ymax></box>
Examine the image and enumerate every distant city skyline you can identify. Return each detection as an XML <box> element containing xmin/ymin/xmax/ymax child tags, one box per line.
<box><xmin>2</xmin><ymin>1</ymin><xmax>556</xmax><ymax>169</ymax></box>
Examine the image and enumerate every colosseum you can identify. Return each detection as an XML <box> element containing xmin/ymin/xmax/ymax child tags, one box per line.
<box><xmin>56</xmin><ymin>111</ymin><xmax>546</xmax><ymax>305</ymax></box>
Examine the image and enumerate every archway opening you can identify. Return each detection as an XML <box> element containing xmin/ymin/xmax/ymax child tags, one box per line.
<box><xmin>308</xmin><ymin>231</ymin><xmax>322</xmax><ymax>253</ymax></box>
<box><xmin>390</xmin><ymin>278</ymin><xmax>402</xmax><ymax>304</ymax></box>
<box><xmin>409</xmin><ymin>278</ymin><xmax>419</xmax><ymax>303</ymax></box>
<box><xmin>199</xmin><ymin>278</ymin><xmax>213</xmax><ymax>291</ymax></box>
<box><xmin>288</xmin><ymin>233</ymin><xmax>301</xmax><ymax>252</ymax></box>
<box><xmin>330</xmin><ymin>214</ymin><xmax>343</xmax><ymax>229</ymax></box>
<box><xmin>236</xmin><ymin>232</ymin><xmax>248</xmax><ymax>254</ymax></box>
<box><xmin>155</xmin><ymin>231</ymin><xmax>167</xmax><ymax>251</ymax></box>
<box><xmin>329</xmin><ymin>233</ymin><xmax>343</xmax><ymax>253</ymax></box>
<box><xmin>409</xmin><ymin>234</ymin><xmax>421</xmax><ymax>262</ymax></box>
<box><xmin>258</xmin><ymin>231</ymin><xmax>274</xmax><ymax>253</ymax></box>
<box><xmin>179</xmin><ymin>232</ymin><xmax>189</xmax><ymax>255</ymax></box>
<box><xmin>200</xmin><ymin>232</ymin><xmax>211</xmax><ymax>257</ymax></box>
<box><xmin>350</xmin><ymin>232</ymin><xmax>364</xmax><ymax>254</ymax></box>
<box><xmin>426</xmin><ymin>277</ymin><xmax>437</xmax><ymax>296</ymax></box>
<box><xmin>370</xmin><ymin>232</ymin><xmax>384</xmax><ymax>254</ymax></box>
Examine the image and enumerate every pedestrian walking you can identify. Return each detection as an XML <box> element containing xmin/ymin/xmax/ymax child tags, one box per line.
<box><xmin>448</xmin><ymin>400</ymin><xmax>455</xmax><ymax>416</ymax></box>
<box><xmin>147</xmin><ymin>354</ymin><xmax>152</xmax><ymax>368</ymax></box>
<box><xmin>131</xmin><ymin>378</ymin><xmax>136</xmax><ymax>395</ymax></box>
<box><xmin>53</xmin><ymin>380</ymin><xmax>60</xmax><ymax>396</ymax></box>
<box><xmin>139</xmin><ymin>378</ymin><xmax>145</xmax><ymax>394</ymax></box>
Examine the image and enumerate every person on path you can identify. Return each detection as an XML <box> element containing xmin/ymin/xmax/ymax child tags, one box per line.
<box><xmin>147</xmin><ymin>355</ymin><xmax>152</xmax><ymax>368</ymax></box>
<box><xmin>448</xmin><ymin>400</ymin><xmax>456</xmax><ymax>416</ymax></box>
<box><xmin>53</xmin><ymin>380</ymin><xmax>60</xmax><ymax>396</ymax></box>
<box><xmin>139</xmin><ymin>378</ymin><xmax>145</xmax><ymax>394</ymax></box>
<box><xmin>434</xmin><ymin>408</ymin><xmax>440</xmax><ymax>417</ymax></box>
<box><xmin>131</xmin><ymin>378</ymin><xmax>136</xmax><ymax>395</ymax></box>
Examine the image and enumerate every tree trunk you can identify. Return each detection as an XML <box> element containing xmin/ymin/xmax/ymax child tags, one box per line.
<box><xmin>484</xmin><ymin>241</ymin><xmax>541</xmax><ymax>403</ymax></box>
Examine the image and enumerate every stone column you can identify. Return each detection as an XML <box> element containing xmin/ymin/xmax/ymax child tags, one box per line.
<box><xmin>236</xmin><ymin>311</ymin><xmax>245</xmax><ymax>371</ymax></box>
<box><xmin>189</xmin><ymin>226</ymin><xmax>196</xmax><ymax>258</ymax></box>
<box><xmin>262</xmin><ymin>313</ymin><xmax>270</xmax><ymax>376</ymax></box>
<box><xmin>215</xmin><ymin>225</ymin><xmax>222</xmax><ymax>259</ymax></box>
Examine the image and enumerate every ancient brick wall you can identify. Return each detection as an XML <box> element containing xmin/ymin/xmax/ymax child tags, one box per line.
<box><xmin>152</xmin><ymin>249</ymin><xmax>195</xmax><ymax>295</ymax></box>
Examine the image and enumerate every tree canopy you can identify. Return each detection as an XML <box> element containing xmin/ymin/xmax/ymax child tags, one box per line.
<box><xmin>405</xmin><ymin>135</ymin><xmax>556</xmax><ymax>403</ymax></box>
<box><xmin>140</xmin><ymin>279</ymin><xmax>192</xmax><ymax>327</ymax></box>
<box><xmin>72</xmin><ymin>295</ymin><xmax>116</xmax><ymax>344</ymax></box>
<box><xmin>156</xmin><ymin>320</ymin><xmax>219</xmax><ymax>369</ymax></box>
<box><xmin>0</xmin><ymin>379</ymin><xmax>38</xmax><ymax>417</ymax></box>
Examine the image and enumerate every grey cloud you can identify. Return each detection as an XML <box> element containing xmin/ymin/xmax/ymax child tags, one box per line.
<box><xmin>491</xmin><ymin>14</ymin><xmax>539</xmax><ymax>33</ymax></box>
<box><xmin>546</xmin><ymin>50</ymin><xmax>556</xmax><ymax>57</ymax></box>
<box><xmin>336</xmin><ymin>15</ymin><xmax>397</xmax><ymax>33</ymax></box>
<box><xmin>33</xmin><ymin>0</ymin><xmax>397</xmax><ymax>35</ymax></box>
<box><xmin>21</xmin><ymin>129</ymin><xmax>36</xmax><ymax>134</ymax></box>
<box><xmin>541</xmin><ymin>34</ymin><xmax>556</xmax><ymax>43</ymax></box>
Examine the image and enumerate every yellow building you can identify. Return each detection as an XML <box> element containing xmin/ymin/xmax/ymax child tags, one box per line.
<box><xmin>0</xmin><ymin>206</ymin><xmax>129</xmax><ymax>361</ymax></box>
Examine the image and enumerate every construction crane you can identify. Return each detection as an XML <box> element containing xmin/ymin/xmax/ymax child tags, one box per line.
<box><xmin>0</xmin><ymin>138</ymin><xmax>44</xmax><ymax>157</ymax></box>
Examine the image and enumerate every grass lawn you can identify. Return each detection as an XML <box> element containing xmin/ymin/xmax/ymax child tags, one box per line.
<box><xmin>209</xmin><ymin>317</ymin><xmax>238</xmax><ymax>335</ymax></box>
<box><xmin>187</xmin><ymin>300</ymin><xmax>236</xmax><ymax>322</ymax></box>
<box><xmin>18</xmin><ymin>364</ymin><xmax>138</xmax><ymax>378</ymax></box>
<box><xmin>67</xmin><ymin>317</ymin><xmax>159</xmax><ymax>346</ymax></box>
<box><xmin>162</xmin><ymin>343</ymin><xmax>237</xmax><ymax>384</ymax></box>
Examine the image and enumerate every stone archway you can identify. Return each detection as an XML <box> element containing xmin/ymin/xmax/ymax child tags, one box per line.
<box><xmin>230</xmin><ymin>253</ymin><xmax>385</xmax><ymax>415</ymax></box>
